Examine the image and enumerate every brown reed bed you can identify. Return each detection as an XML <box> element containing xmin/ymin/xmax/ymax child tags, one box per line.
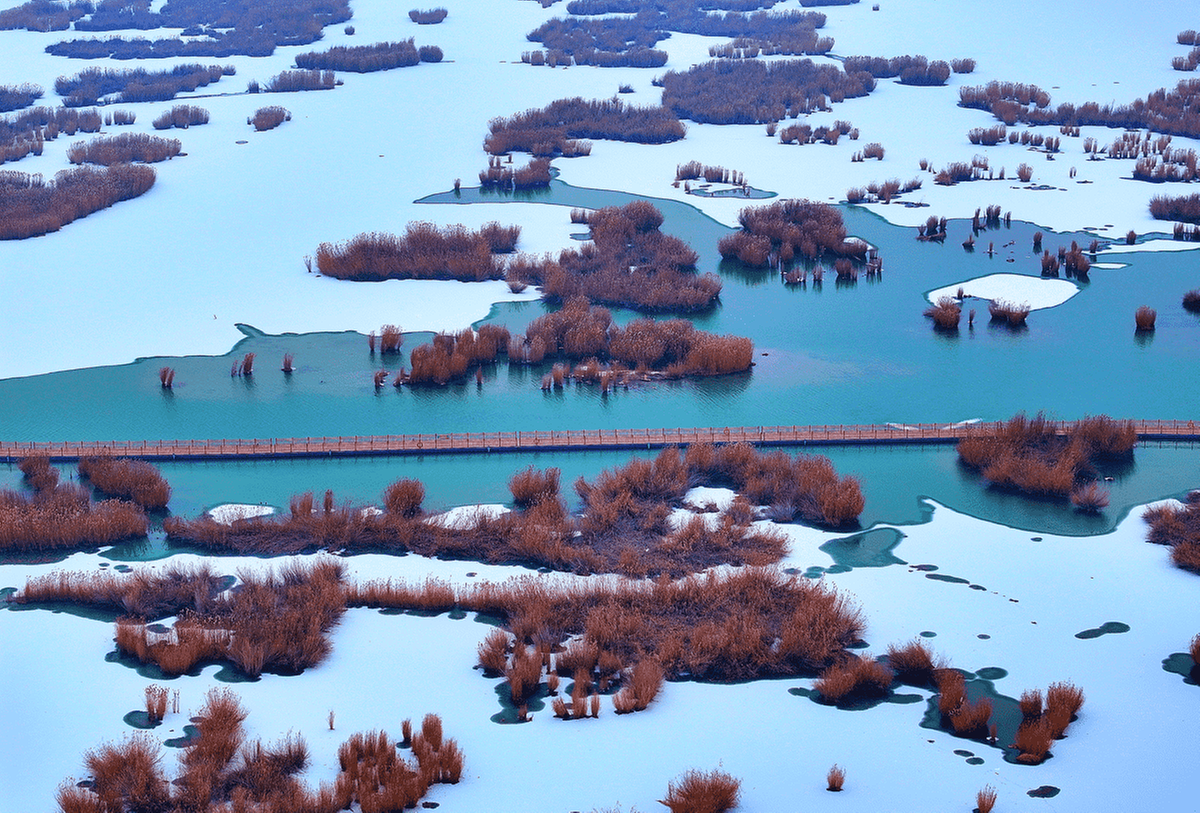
<box><xmin>60</xmin><ymin>689</ymin><xmax>460</xmax><ymax>813</ymax></box>
<box><xmin>114</xmin><ymin>559</ymin><xmax>346</xmax><ymax>678</ymax></box>
<box><xmin>398</xmin><ymin>324</ymin><xmax>512</xmax><ymax>386</ymax></box>
<box><xmin>661</xmin><ymin>58</ymin><xmax>875</xmax><ymax>125</ymax></box>
<box><xmin>0</xmin><ymin>486</ymin><xmax>147</xmax><ymax>553</ymax></box>
<box><xmin>675</xmin><ymin>161</ymin><xmax>746</xmax><ymax>185</ymax></box>
<box><xmin>1190</xmin><ymin>633</ymin><xmax>1200</xmax><ymax>665</ymax></box>
<box><xmin>503</xmin><ymin>298</ymin><xmax>751</xmax><ymax>379</ymax></box>
<box><xmin>18</xmin><ymin>454</ymin><xmax>58</xmax><ymax>493</ymax></box>
<box><xmin>0</xmin><ymin>0</ymin><xmax>89</xmax><ymax>32</ymax></box>
<box><xmin>1135</xmin><ymin>305</ymin><xmax>1157</xmax><ymax>331</ymax></box>
<box><xmin>49</xmin><ymin>0</ymin><xmax>350</xmax><ymax>58</ymax></box>
<box><xmin>79</xmin><ymin>456</ymin><xmax>171</xmax><ymax>510</ymax></box>
<box><xmin>1010</xmin><ymin>680</ymin><xmax>1084</xmax><ymax>763</ymax></box>
<box><xmin>67</xmin><ymin>132</ymin><xmax>181</xmax><ymax>165</ymax></box>
<box><xmin>250</xmin><ymin>106</ymin><xmax>290</xmax><ymax>131</ymax></box>
<box><xmin>826</xmin><ymin>764</ymin><xmax>845</xmax><ymax>792</ymax></box>
<box><xmin>718</xmin><ymin>198</ymin><xmax>872</xmax><ymax>269</ymax></box>
<box><xmin>958</xmin><ymin>413</ymin><xmax>1135</xmax><ymax>499</ymax></box>
<box><xmin>987</xmin><ymin>299</ymin><xmax>1030</xmax><ymax>327</ymax></box>
<box><xmin>812</xmin><ymin>654</ymin><xmax>894</xmax><ymax>703</ymax></box>
<box><xmin>0</xmin><ymin>164</ymin><xmax>155</xmax><ymax>240</ymax></box>
<box><xmin>1</xmin><ymin>106</ymin><xmax>103</xmax><ymax>167</ymax></box>
<box><xmin>884</xmin><ymin>638</ymin><xmax>945</xmax><ymax>688</ymax></box>
<box><xmin>152</xmin><ymin>104</ymin><xmax>209</xmax><ymax>131</ymax></box>
<box><xmin>295</xmin><ymin>39</ymin><xmax>437</xmax><ymax>72</ymax></box>
<box><xmin>660</xmin><ymin>769</ymin><xmax>740</xmax><ymax>813</ymax></box>
<box><xmin>0</xmin><ymin>82</ymin><xmax>42</xmax><ymax>113</ymax></box>
<box><xmin>508</xmin><ymin>202</ymin><xmax>720</xmax><ymax>313</ymax></box>
<box><xmin>265</xmin><ymin>69</ymin><xmax>336</xmax><ymax>92</ymax></box>
<box><xmin>1143</xmin><ymin>492</ymin><xmax>1200</xmax><ymax>574</ymax></box>
<box><xmin>479</xmin><ymin>156</ymin><xmax>553</xmax><ymax>190</ymax></box>
<box><xmin>13</xmin><ymin>560</ymin><xmax>227</xmax><ymax>618</ymax></box>
<box><xmin>484</xmin><ymin>97</ymin><xmax>684</xmax><ymax>156</ymax></box>
<box><xmin>1184</xmin><ymin>290</ymin><xmax>1200</xmax><ymax>312</ymax></box>
<box><xmin>409</xmin><ymin>7</ymin><xmax>447</xmax><ymax>23</ymax></box>
<box><xmin>55</xmin><ymin>64</ymin><xmax>231</xmax><ymax>106</ymax></box>
<box><xmin>163</xmin><ymin>443</ymin><xmax>861</xmax><ymax>568</ymax></box>
<box><xmin>1152</xmin><ymin>192</ymin><xmax>1200</xmax><ymax>224</ymax></box>
<box><xmin>353</xmin><ymin>567</ymin><xmax>864</xmax><ymax>683</ymax></box>
<box><xmin>315</xmin><ymin>221</ymin><xmax>518</xmax><ymax>281</ymax></box>
<box><xmin>960</xmin><ymin>78</ymin><xmax>1200</xmax><ymax>140</ymax></box>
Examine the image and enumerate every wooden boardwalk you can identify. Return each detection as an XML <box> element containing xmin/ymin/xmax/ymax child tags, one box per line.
<box><xmin>2</xmin><ymin>420</ymin><xmax>1197</xmax><ymax>462</ymax></box>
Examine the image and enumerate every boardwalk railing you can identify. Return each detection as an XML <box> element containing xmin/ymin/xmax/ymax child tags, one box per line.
<box><xmin>2</xmin><ymin>420</ymin><xmax>1197</xmax><ymax>462</ymax></box>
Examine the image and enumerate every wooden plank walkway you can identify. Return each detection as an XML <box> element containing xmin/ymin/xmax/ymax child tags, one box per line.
<box><xmin>2</xmin><ymin>420</ymin><xmax>1197</xmax><ymax>462</ymax></box>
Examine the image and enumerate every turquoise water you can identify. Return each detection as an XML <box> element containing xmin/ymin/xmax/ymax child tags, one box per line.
<box><xmin>2</xmin><ymin>182</ymin><xmax>1198</xmax><ymax>443</ymax></box>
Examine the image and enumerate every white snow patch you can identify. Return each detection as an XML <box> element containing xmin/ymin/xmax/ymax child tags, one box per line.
<box><xmin>207</xmin><ymin>503</ymin><xmax>275</xmax><ymax>524</ymax></box>
<box><xmin>927</xmin><ymin>273</ymin><xmax>1079</xmax><ymax>310</ymax></box>
<box><xmin>426</xmin><ymin>504</ymin><xmax>510</xmax><ymax>529</ymax></box>
<box><xmin>682</xmin><ymin>486</ymin><xmax>737</xmax><ymax>512</ymax></box>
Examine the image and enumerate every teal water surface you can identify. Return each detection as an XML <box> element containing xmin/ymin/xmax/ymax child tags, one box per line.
<box><xmin>2</xmin><ymin>182</ymin><xmax>1198</xmax><ymax>443</ymax></box>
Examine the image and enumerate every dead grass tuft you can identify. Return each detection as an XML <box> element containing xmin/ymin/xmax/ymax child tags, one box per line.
<box><xmin>660</xmin><ymin>768</ymin><xmax>740</xmax><ymax>813</ymax></box>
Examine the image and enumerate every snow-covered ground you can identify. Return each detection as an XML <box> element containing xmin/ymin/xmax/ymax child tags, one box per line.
<box><xmin>2</xmin><ymin>501</ymin><xmax>1197</xmax><ymax>812</ymax></box>
<box><xmin>926</xmin><ymin>273</ymin><xmax>1079</xmax><ymax>310</ymax></box>
<box><xmin>2</xmin><ymin>0</ymin><xmax>1199</xmax><ymax>378</ymax></box>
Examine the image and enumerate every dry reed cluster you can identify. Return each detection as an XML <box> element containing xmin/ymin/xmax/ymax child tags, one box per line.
<box><xmin>15</xmin><ymin>560</ymin><xmax>227</xmax><ymax>618</ymax></box>
<box><xmin>265</xmin><ymin>69</ymin><xmax>336</xmax><ymax>92</ymax></box>
<box><xmin>675</xmin><ymin>161</ymin><xmax>746</xmax><ymax>185</ymax></box>
<box><xmin>661</xmin><ymin>58</ymin><xmax>874</xmax><ymax>125</ymax></box>
<box><xmin>718</xmin><ymin>198</ymin><xmax>872</xmax><ymax>271</ymax></box>
<box><xmin>987</xmin><ymin>299</ymin><xmax>1031</xmax><ymax>327</ymax></box>
<box><xmin>0</xmin><ymin>82</ymin><xmax>42</xmax><ymax>113</ymax></box>
<box><xmin>57</xmin><ymin>689</ymin><xmax>460</xmax><ymax>813</ymax></box>
<box><xmin>55</xmin><ymin>64</ymin><xmax>231</xmax><ymax>106</ymax></box>
<box><xmin>315</xmin><ymin>221</ymin><xmax>518</xmax><ymax>281</ymax></box>
<box><xmin>79</xmin><ymin>456</ymin><xmax>171</xmax><ymax>510</ymax></box>
<box><xmin>960</xmin><ymin>78</ymin><xmax>1200</xmax><ymax>139</ymax></box>
<box><xmin>114</xmin><ymin>559</ymin><xmax>346</xmax><ymax>678</ymax></box>
<box><xmin>1183</xmin><ymin>289</ymin><xmax>1200</xmax><ymax>312</ymax></box>
<box><xmin>67</xmin><ymin>132</ymin><xmax>181</xmax><ymax>165</ymax></box>
<box><xmin>399</xmin><ymin>324</ymin><xmax>512</xmax><ymax>385</ymax></box>
<box><xmin>0</xmin><ymin>484</ymin><xmax>147</xmax><ymax>552</ymax></box>
<box><xmin>1</xmin><ymin>106</ymin><xmax>103</xmax><ymax>167</ymax></box>
<box><xmin>166</xmin><ymin>444</ymin><xmax>861</xmax><ymax>572</ymax></box>
<box><xmin>152</xmin><ymin>104</ymin><xmax>209</xmax><ymax>130</ymax></box>
<box><xmin>18</xmin><ymin>454</ymin><xmax>59</xmax><ymax>492</ymax></box>
<box><xmin>1143</xmin><ymin>491</ymin><xmax>1200</xmax><ymax>573</ymax></box>
<box><xmin>479</xmin><ymin>156</ymin><xmax>553</xmax><ymax>190</ymax></box>
<box><xmin>484</xmin><ymin>97</ymin><xmax>684</xmax><ymax>156</ymax></box>
<box><xmin>0</xmin><ymin>0</ymin><xmax>89</xmax><ymax>31</ymax></box>
<box><xmin>503</xmin><ymin>298</ymin><xmax>751</xmax><ymax>379</ymax></box>
<box><xmin>522</xmin><ymin>46</ymin><xmax>667</xmax><ymax>68</ymax></box>
<box><xmin>409</xmin><ymin>7</ymin><xmax>447</xmax><ymax>23</ymax></box>
<box><xmin>844</xmin><ymin>54</ymin><xmax>950</xmax><ymax>85</ymax></box>
<box><xmin>1135</xmin><ymin>305</ymin><xmax>1157</xmax><ymax>331</ymax></box>
<box><xmin>660</xmin><ymin>769</ymin><xmax>740</xmax><ymax>813</ymax></box>
<box><xmin>813</xmin><ymin>654</ymin><xmax>894</xmax><ymax>702</ymax></box>
<box><xmin>0</xmin><ymin>164</ymin><xmax>155</xmax><ymax>240</ymax></box>
<box><xmin>355</xmin><ymin>566</ymin><xmax>864</xmax><ymax>683</ymax></box>
<box><xmin>507</xmin><ymin>201</ymin><xmax>720</xmax><ymax>312</ymax></box>
<box><xmin>1150</xmin><ymin>192</ymin><xmax>1200</xmax><ymax>224</ymax></box>
<box><xmin>48</xmin><ymin>0</ymin><xmax>350</xmax><ymax>58</ymax></box>
<box><xmin>885</xmin><ymin>638</ymin><xmax>945</xmax><ymax>688</ymax></box>
<box><xmin>924</xmin><ymin>296</ymin><xmax>962</xmax><ymax>331</ymax></box>
<box><xmin>935</xmin><ymin>670</ymin><xmax>993</xmax><ymax>738</ymax></box>
<box><xmin>250</xmin><ymin>105</ymin><xmax>290</xmax><ymax>131</ymax></box>
<box><xmin>295</xmin><ymin>39</ymin><xmax>440</xmax><ymax>72</ymax></box>
<box><xmin>1011</xmin><ymin>682</ymin><xmax>1085</xmax><ymax>763</ymax></box>
<box><xmin>957</xmin><ymin>413</ymin><xmax>1134</xmax><ymax>499</ymax></box>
